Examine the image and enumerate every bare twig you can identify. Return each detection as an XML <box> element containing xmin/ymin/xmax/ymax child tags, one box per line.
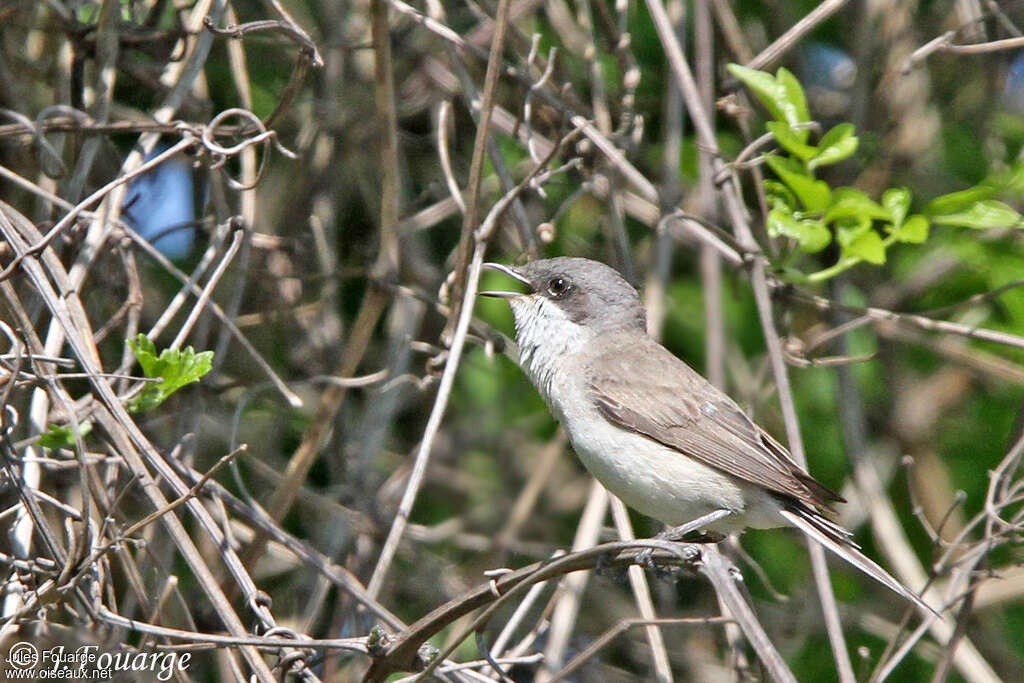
<box><xmin>444</xmin><ymin>0</ymin><xmax>515</xmax><ymax>343</ymax></box>
<box><xmin>744</xmin><ymin>0</ymin><xmax>850</xmax><ymax>71</ymax></box>
<box><xmin>365</xmin><ymin>125</ymin><xmax>583</xmax><ymax>599</ymax></box>
<box><xmin>644</xmin><ymin>1</ymin><xmax>856</xmax><ymax>677</ymax></box>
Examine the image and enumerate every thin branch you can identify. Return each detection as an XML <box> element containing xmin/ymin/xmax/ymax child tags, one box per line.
<box><xmin>443</xmin><ymin>0</ymin><xmax>515</xmax><ymax>343</ymax></box>
<box><xmin>744</xmin><ymin>0</ymin><xmax>850</xmax><ymax>71</ymax></box>
<box><xmin>643</xmin><ymin>1</ymin><xmax>855</xmax><ymax>677</ymax></box>
<box><xmin>904</xmin><ymin>32</ymin><xmax>1024</xmax><ymax>72</ymax></box>
<box><xmin>609</xmin><ymin>496</ymin><xmax>674</xmax><ymax>683</ymax></box>
<box><xmin>364</xmin><ymin>125</ymin><xmax>583</xmax><ymax>599</ymax></box>
<box><xmin>363</xmin><ymin>539</ymin><xmax>700</xmax><ymax>682</ymax></box>
<box><xmin>548</xmin><ymin>616</ymin><xmax>731</xmax><ymax>682</ymax></box>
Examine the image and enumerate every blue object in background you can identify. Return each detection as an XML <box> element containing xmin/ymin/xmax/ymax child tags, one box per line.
<box><xmin>1002</xmin><ymin>51</ymin><xmax>1024</xmax><ymax>116</ymax></box>
<box><xmin>122</xmin><ymin>144</ymin><xmax>198</xmax><ymax>260</ymax></box>
<box><xmin>799</xmin><ymin>42</ymin><xmax>857</xmax><ymax>119</ymax></box>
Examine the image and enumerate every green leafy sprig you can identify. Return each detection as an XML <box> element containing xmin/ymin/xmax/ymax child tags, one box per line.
<box><xmin>38</xmin><ymin>421</ymin><xmax>92</xmax><ymax>450</ymax></box>
<box><xmin>126</xmin><ymin>334</ymin><xmax>214</xmax><ymax>412</ymax></box>
<box><xmin>728</xmin><ymin>63</ymin><xmax>1024</xmax><ymax>283</ymax></box>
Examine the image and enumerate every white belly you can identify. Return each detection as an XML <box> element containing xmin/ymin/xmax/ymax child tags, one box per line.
<box><xmin>547</xmin><ymin>376</ymin><xmax>785</xmax><ymax>534</ymax></box>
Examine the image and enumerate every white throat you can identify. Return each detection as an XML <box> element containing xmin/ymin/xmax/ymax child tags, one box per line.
<box><xmin>508</xmin><ymin>295</ymin><xmax>591</xmax><ymax>402</ymax></box>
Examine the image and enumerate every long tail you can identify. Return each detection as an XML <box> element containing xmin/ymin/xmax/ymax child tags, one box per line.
<box><xmin>779</xmin><ymin>507</ymin><xmax>939</xmax><ymax>617</ymax></box>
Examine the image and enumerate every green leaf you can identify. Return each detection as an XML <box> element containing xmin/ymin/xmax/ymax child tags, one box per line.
<box><xmin>842</xmin><ymin>229</ymin><xmax>886</xmax><ymax>264</ymax></box>
<box><xmin>890</xmin><ymin>214</ymin><xmax>929</xmax><ymax>243</ymax></box>
<box><xmin>127</xmin><ymin>334</ymin><xmax>214</xmax><ymax>412</ymax></box>
<box><xmin>767</xmin><ymin>207</ymin><xmax>831</xmax><ymax>253</ymax></box>
<box><xmin>38</xmin><ymin>421</ymin><xmax>92</xmax><ymax>450</ymax></box>
<box><xmin>824</xmin><ymin>187</ymin><xmax>891</xmax><ymax>223</ymax></box>
<box><xmin>809</xmin><ymin>123</ymin><xmax>858</xmax><ymax>170</ymax></box>
<box><xmin>776</xmin><ymin>68</ymin><xmax>811</xmax><ymax>127</ymax></box>
<box><xmin>929</xmin><ymin>200</ymin><xmax>1023</xmax><ymax>229</ymax></box>
<box><xmin>766</xmin><ymin>121</ymin><xmax>818</xmax><ymax>161</ymax></box>
<box><xmin>836</xmin><ymin>215</ymin><xmax>873</xmax><ymax>247</ymax></box>
<box><xmin>765</xmin><ymin>155</ymin><xmax>831</xmax><ymax>212</ymax></box>
<box><xmin>727</xmin><ymin>64</ymin><xmax>809</xmax><ymax>135</ymax></box>
<box><xmin>924</xmin><ymin>187</ymin><xmax>996</xmax><ymax>216</ymax></box>
<box><xmin>987</xmin><ymin>163</ymin><xmax>1024</xmax><ymax>196</ymax></box>
<box><xmin>882</xmin><ymin>187</ymin><xmax>911</xmax><ymax>227</ymax></box>
<box><xmin>726</xmin><ymin>65</ymin><xmax>780</xmax><ymax>111</ymax></box>
<box><xmin>763</xmin><ymin>180</ymin><xmax>797</xmax><ymax>210</ymax></box>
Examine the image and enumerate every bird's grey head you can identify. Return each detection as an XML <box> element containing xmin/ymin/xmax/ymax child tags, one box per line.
<box><xmin>481</xmin><ymin>258</ymin><xmax>646</xmax><ymax>372</ymax></box>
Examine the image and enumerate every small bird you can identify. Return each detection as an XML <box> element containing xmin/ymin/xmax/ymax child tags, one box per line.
<box><xmin>480</xmin><ymin>256</ymin><xmax>930</xmax><ymax>612</ymax></box>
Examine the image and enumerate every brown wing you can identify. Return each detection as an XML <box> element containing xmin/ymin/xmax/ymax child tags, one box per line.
<box><xmin>586</xmin><ymin>333</ymin><xmax>843</xmax><ymax>512</ymax></box>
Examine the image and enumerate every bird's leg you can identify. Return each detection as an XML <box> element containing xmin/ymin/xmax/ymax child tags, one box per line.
<box><xmin>637</xmin><ymin>509</ymin><xmax>735</xmax><ymax>576</ymax></box>
<box><xmin>657</xmin><ymin>509</ymin><xmax>734</xmax><ymax>543</ymax></box>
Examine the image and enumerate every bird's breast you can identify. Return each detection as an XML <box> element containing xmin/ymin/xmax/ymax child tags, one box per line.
<box><xmin>538</xmin><ymin>367</ymin><xmax>780</xmax><ymax>532</ymax></box>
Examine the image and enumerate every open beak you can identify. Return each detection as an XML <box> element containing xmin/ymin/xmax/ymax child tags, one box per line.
<box><xmin>479</xmin><ymin>262</ymin><xmax>532</xmax><ymax>298</ymax></box>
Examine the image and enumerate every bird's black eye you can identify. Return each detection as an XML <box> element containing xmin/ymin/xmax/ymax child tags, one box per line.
<box><xmin>546</xmin><ymin>276</ymin><xmax>571</xmax><ymax>298</ymax></box>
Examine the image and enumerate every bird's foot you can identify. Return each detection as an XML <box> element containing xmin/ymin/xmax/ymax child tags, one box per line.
<box><xmin>635</xmin><ymin>509</ymin><xmax>734</xmax><ymax>579</ymax></box>
<box><xmin>635</xmin><ymin>543</ymin><xmax>702</xmax><ymax>581</ymax></box>
<box><xmin>635</xmin><ymin>547</ymin><xmax>678</xmax><ymax>581</ymax></box>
